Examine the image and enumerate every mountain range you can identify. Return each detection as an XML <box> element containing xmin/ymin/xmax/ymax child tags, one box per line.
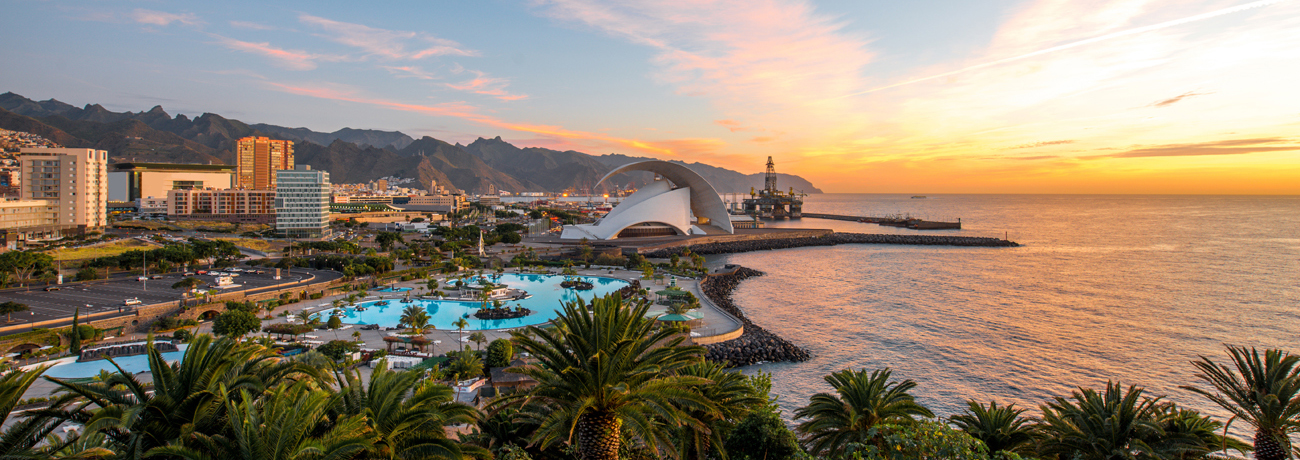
<box><xmin>0</xmin><ymin>92</ymin><xmax>821</xmax><ymax>195</ymax></box>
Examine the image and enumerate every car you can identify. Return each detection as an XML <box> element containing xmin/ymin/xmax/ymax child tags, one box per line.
<box><xmin>150</xmin><ymin>275</ymin><xmax>164</xmax><ymax>279</ymax></box>
<box><xmin>228</xmin><ymin>273</ymin><xmax>240</xmax><ymax>277</ymax></box>
<box><xmin>44</xmin><ymin>286</ymin><xmax>60</xmax><ymax>291</ymax></box>
<box><xmin>137</xmin><ymin>276</ymin><xmax>147</xmax><ymax>281</ymax></box>
<box><xmin>123</xmin><ymin>298</ymin><xmax>143</xmax><ymax>306</ymax></box>
<box><xmin>183</xmin><ymin>271</ymin><xmax>195</xmax><ymax>276</ymax></box>
<box><xmin>196</xmin><ymin>270</ymin><xmax>208</xmax><ymax>275</ymax></box>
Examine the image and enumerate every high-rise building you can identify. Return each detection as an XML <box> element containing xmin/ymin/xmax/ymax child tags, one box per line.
<box><xmin>18</xmin><ymin>148</ymin><xmax>109</xmax><ymax>230</ymax></box>
<box><xmin>236</xmin><ymin>136</ymin><xmax>294</xmax><ymax>190</ymax></box>
<box><xmin>275</xmin><ymin>165</ymin><xmax>330</xmax><ymax>238</ymax></box>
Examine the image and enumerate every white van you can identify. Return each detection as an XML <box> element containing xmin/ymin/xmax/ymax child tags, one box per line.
<box><xmin>123</xmin><ymin>298</ymin><xmax>143</xmax><ymax>306</ymax></box>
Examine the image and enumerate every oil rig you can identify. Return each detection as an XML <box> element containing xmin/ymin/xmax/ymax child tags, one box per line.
<box><xmin>742</xmin><ymin>156</ymin><xmax>804</xmax><ymax>219</ymax></box>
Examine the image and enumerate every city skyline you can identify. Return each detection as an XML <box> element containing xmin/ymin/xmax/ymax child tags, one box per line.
<box><xmin>3</xmin><ymin>1</ymin><xmax>1298</xmax><ymax>194</ymax></box>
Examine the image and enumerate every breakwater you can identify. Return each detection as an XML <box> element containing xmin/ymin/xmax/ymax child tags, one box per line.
<box><xmin>700</xmin><ymin>267</ymin><xmax>810</xmax><ymax>367</ymax></box>
<box><xmin>645</xmin><ymin>232</ymin><xmax>1017</xmax><ymax>257</ymax></box>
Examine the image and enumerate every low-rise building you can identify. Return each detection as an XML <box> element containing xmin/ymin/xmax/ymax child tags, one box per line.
<box><xmin>136</xmin><ymin>196</ymin><xmax>168</xmax><ymax>215</ymax></box>
<box><xmin>109</xmin><ymin>163</ymin><xmax>235</xmax><ymax>202</ymax></box>
<box><xmin>402</xmin><ymin>194</ymin><xmax>465</xmax><ymax>213</ymax></box>
<box><xmin>0</xmin><ymin>198</ymin><xmax>61</xmax><ymax>249</ymax></box>
<box><xmin>167</xmin><ymin>189</ymin><xmax>276</xmax><ymax>223</ymax></box>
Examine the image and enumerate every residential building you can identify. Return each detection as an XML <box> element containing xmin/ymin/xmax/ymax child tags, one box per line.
<box><xmin>236</xmin><ymin>136</ymin><xmax>294</xmax><ymax>190</ymax></box>
<box><xmin>0</xmin><ymin>170</ymin><xmax>17</xmax><ymax>197</ymax></box>
<box><xmin>0</xmin><ymin>199</ymin><xmax>60</xmax><ymax>249</ymax></box>
<box><xmin>136</xmin><ymin>196</ymin><xmax>168</xmax><ymax>215</ymax></box>
<box><xmin>19</xmin><ymin>148</ymin><xmax>109</xmax><ymax>230</ymax></box>
<box><xmin>108</xmin><ymin>163</ymin><xmax>235</xmax><ymax>201</ymax></box>
<box><xmin>167</xmin><ymin>189</ymin><xmax>276</xmax><ymax>223</ymax></box>
<box><xmin>276</xmin><ymin>165</ymin><xmax>330</xmax><ymax>238</ymax></box>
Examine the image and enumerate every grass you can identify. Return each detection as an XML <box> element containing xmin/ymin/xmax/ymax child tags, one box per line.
<box><xmin>47</xmin><ymin>239</ymin><xmax>152</xmax><ymax>261</ymax></box>
<box><xmin>215</xmin><ymin>238</ymin><xmax>287</xmax><ymax>253</ymax></box>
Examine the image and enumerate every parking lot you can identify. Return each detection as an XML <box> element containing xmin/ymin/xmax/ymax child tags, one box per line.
<box><xmin>0</xmin><ymin>268</ymin><xmax>342</xmax><ymax>331</ymax></box>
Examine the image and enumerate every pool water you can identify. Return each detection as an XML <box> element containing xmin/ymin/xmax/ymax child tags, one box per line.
<box><xmin>338</xmin><ymin>274</ymin><xmax>630</xmax><ymax>330</ymax></box>
<box><xmin>374</xmin><ymin>286</ymin><xmax>413</xmax><ymax>292</ymax></box>
<box><xmin>44</xmin><ymin>344</ymin><xmax>190</xmax><ymax>379</ymax></box>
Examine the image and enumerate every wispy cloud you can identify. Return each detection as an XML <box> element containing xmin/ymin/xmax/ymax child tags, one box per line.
<box><xmin>535</xmin><ymin>0</ymin><xmax>873</xmax><ymax>115</ymax></box>
<box><xmin>210</xmin><ymin>35</ymin><xmax>345</xmax><ymax>71</ymax></box>
<box><xmin>263</xmin><ymin>81</ymin><xmax>702</xmax><ymax>156</ymax></box>
<box><xmin>1109</xmin><ymin>137</ymin><xmax>1299</xmax><ymax>158</ymax></box>
<box><xmin>1149</xmin><ymin>90</ymin><xmax>1212</xmax><ymax>107</ymax></box>
<box><xmin>230</xmin><ymin>20</ymin><xmax>279</xmax><ymax>31</ymax></box>
<box><xmin>446</xmin><ymin>66</ymin><xmax>528</xmax><ymax>101</ymax></box>
<box><xmin>299</xmin><ymin>14</ymin><xmax>477</xmax><ymax>60</ymax></box>
<box><xmin>714</xmin><ymin>119</ymin><xmax>748</xmax><ymax>132</ymax></box>
<box><xmin>1012</xmin><ymin>140</ymin><xmax>1075</xmax><ymax>149</ymax></box>
<box><xmin>132</xmin><ymin>9</ymin><xmax>202</xmax><ymax>27</ymax></box>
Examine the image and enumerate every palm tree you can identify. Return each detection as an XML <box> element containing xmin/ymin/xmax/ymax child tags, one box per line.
<box><xmin>0</xmin><ymin>365</ymin><xmax>75</xmax><ymax>457</ymax></box>
<box><xmin>400</xmin><ymin>304</ymin><xmax>430</xmax><ymax>335</ymax></box>
<box><xmin>1037</xmin><ymin>381</ymin><xmax>1165</xmax><ymax>460</ymax></box>
<box><xmin>334</xmin><ymin>361</ymin><xmax>486</xmax><ymax>459</ymax></box>
<box><xmin>1183</xmin><ymin>345</ymin><xmax>1300</xmax><ymax>460</ymax></box>
<box><xmin>469</xmin><ymin>332</ymin><xmax>487</xmax><ymax>352</ymax></box>
<box><xmin>153</xmin><ymin>383</ymin><xmax>374</xmax><ymax>460</ymax></box>
<box><xmin>949</xmin><ymin>400</ymin><xmax>1036</xmax><ymax>455</ymax></box>
<box><xmin>793</xmin><ymin>368</ymin><xmax>934</xmax><ymax>458</ymax></box>
<box><xmin>43</xmin><ymin>335</ymin><xmax>325</xmax><ymax>459</ymax></box>
<box><xmin>1151</xmin><ymin>402</ymin><xmax>1252</xmax><ymax>459</ymax></box>
<box><xmin>675</xmin><ymin>361</ymin><xmax>766</xmax><ymax>460</ymax></box>
<box><xmin>453</xmin><ymin>317</ymin><xmax>469</xmax><ymax>337</ymax></box>
<box><xmin>498</xmin><ymin>294</ymin><xmax>714</xmax><ymax>460</ymax></box>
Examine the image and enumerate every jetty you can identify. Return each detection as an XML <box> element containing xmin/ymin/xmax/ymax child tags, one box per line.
<box><xmin>802</xmin><ymin>212</ymin><xmax>962</xmax><ymax>230</ymax></box>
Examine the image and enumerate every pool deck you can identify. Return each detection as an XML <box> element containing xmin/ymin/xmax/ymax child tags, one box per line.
<box><xmin>19</xmin><ymin>266</ymin><xmax>744</xmax><ymax>401</ymax></box>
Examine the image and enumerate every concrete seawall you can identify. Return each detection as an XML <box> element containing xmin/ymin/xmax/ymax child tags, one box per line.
<box><xmin>645</xmin><ymin>232</ymin><xmax>1017</xmax><ymax>257</ymax></box>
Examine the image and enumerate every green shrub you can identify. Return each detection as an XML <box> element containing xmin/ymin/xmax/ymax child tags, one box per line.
<box><xmin>75</xmin><ymin>267</ymin><xmax>102</xmax><ymax>281</ymax></box>
<box><xmin>486</xmin><ymin>338</ymin><xmax>513</xmax><ymax>368</ymax></box>
<box><xmin>172</xmin><ymin>329</ymin><xmax>191</xmax><ymax>342</ymax></box>
<box><xmin>316</xmin><ymin>340</ymin><xmax>359</xmax><ymax>361</ymax></box>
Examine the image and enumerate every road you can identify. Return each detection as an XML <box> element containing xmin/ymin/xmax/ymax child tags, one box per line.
<box><xmin>0</xmin><ymin>268</ymin><xmax>343</xmax><ymax>334</ymax></box>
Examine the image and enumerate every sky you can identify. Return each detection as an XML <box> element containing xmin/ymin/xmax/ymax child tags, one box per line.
<box><xmin>2</xmin><ymin>0</ymin><xmax>1298</xmax><ymax>194</ymax></box>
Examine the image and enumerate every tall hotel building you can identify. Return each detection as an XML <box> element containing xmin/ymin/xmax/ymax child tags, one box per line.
<box><xmin>275</xmin><ymin>165</ymin><xmax>330</xmax><ymax>238</ymax></box>
<box><xmin>236</xmin><ymin>136</ymin><xmax>294</xmax><ymax>190</ymax></box>
<box><xmin>18</xmin><ymin>148</ymin><xmax>109</xmax><ymax>230</ymax></box>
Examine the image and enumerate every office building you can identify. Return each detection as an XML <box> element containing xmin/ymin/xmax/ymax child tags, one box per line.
<box><xmin>0</xmin><ymin>199</ymin><xmax>60</xmax><ymax>248</ymax></box>
<box><xmin>108</xmin><ymin>163</ymin><xmax>235</xmax><ymax>201</ymax></box>
<box><xmin>236</xmin><ymin>136</ymin><xmax>294</xmax><ymax>190</ymax></box>
<box><xmin>276</xmin><ymin>165</ymin><xmax>330</xmax><ymax>238</ymax></box>
<box><xmin>167</xmin><ymin>189</ymin><xmax>276</xmax><ymax>223</ymax></box>
<box><xmin>19</xmin><ymin>148</ymin><xmax>109</xmax><ymax>230</ymax></box>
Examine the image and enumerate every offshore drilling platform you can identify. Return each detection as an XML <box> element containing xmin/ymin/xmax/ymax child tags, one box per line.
<box><xmin>742</xmin><ymin>156</ymin><xmax>804</xmax><ymax>219</ymax></box>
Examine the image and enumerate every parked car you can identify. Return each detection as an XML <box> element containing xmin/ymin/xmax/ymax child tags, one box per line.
<box><xmin>183</xmin><ymin>271</ymin><xmax>195</xmax><ymax>276</ymax></box>
<box><xmin>44</xmin><ymin>286</ymin><xmax>60</xmax><ymax>291</ymax></box>
<box><xmin>196</xmin><ymin>270</ymin><xmax>208</xmax><ymax>275</ymax></box>
<box><xmin>137</xmin><ymin>276</ymin><xmax>147</xmax><ymax>281</ymax></box>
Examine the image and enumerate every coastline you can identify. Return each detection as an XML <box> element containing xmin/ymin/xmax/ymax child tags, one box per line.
<box><xmin>698</xmin><ymin>267</ymin><xmax>811</xmax><ymax>367</ymax></box>
<box><xmin>644</xmin><ymin>232</ymin><xmax>1017</xmax><ymax>258</ymax></box>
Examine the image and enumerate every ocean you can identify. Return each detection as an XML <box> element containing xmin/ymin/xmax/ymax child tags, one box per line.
<box><xmin>712</xmin><ymin>194</ymin><xmax>1300</xmax><ymax>421</ymax></box>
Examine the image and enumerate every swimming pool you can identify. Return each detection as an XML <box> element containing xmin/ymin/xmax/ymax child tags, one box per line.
<box><xmin>373</xmin><ymin>286</ymin><xmax>412</xmax><ymax>292</ymax></box>
<box><xmin>43</xmin><ymin>344</ymin><xmax>190</xmax><ymax>379</ymax></box>
<box><xmin>338</xmin><ymin>274</ymin><xmax>630</xmax><ymax>330</ymax></box>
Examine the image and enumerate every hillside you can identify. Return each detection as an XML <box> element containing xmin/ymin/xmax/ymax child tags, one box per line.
<box><xmin>0</xmin><ymin>92</ymin><xmax>822</xmax><ymax>194</ymax></box>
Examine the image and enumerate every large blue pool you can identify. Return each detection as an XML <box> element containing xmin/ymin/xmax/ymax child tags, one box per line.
<box><xmin>43</xmin><ymin>344</ymin><xmax>190</xmax><ymax>379</ymax></box>
<box><xmin>337</xmin><ymin>274</ymin><xmax>630</xmax><ymax>330</ymax></box>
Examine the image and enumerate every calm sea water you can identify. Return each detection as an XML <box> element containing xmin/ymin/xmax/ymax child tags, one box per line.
<box><xmin>715</xmin><ymin>194</ymin><xmax>1300</xmax><ymax>421</ymax></box>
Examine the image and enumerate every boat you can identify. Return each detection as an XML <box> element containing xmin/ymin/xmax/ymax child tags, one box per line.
<box><xmin>911</xmin><ymin>196</ymin><xmax>927</xmax><ymax>199</ymax></box>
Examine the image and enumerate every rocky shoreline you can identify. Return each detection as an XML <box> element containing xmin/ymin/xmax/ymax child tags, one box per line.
<box><xmin>700</xmin><ymin>267</ymin><xmax>811</xmax><ymax>367</ymax></box>
<box><xmin>645</xmin><ymin>232</ymin><xmax>1017</xmax><ymax>258</ymax></box>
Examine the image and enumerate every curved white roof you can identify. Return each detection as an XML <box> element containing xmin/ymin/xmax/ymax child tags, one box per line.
<box><xmin>559</xmin><ymin>160</ymin><xmax>734</xmax><ymax>240</ymax></box>
<box><xmin>597</xmin><ymin>161</ymin><xmax>733</xmax><ymax>234</ymax></box>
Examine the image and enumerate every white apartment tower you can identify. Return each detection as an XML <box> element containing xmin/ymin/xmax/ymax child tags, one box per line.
<box><xmin>275</xmin><ymin>165</ymin><xmax>330</xmax><ymax>239</ymax></box>
<box><xmin>19</xmin><ymin>148</ymin><xmax>109</xmax><ymax>230</ymax></box>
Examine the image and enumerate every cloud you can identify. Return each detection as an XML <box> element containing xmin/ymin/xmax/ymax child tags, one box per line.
<box><xmin>131</xmin><ymin>9</ymin><xmax>202</xmax><ymax>27</ymax></box>
<box><xmin>1149</xmin><ymin>90</ymin><xmax>1212</xmax><ymax>107</ymax></box>
<box><xmin>1108</xmin><ymin>137</ymin><xmax>1299</xmax><ymax>158</ymax></box>
<box><xmin>1012</xmin><ymin>140</ymin><xmax>1075</xmax><ymax>149</ymax></box>
<box><xmin>750</xmin><ymin>136</ymin><xmax>776</xmax><ymax>143</ymax></box>
<box><xmin>230</xmin><ymin>20</ymin><xmax>279</xmax><ymax>31</ymax></box>
<box><xmin>299</xmin><ymin>14</ymin><xmax>477</xmax><ymax>60</ymax></box>
<box><xmin>714</xmin><ymin>119</ymin><xmax>748</xmax><ymax>132</ymax></box>
<box><xmin>264</xmin><ymin>81</ymin><xmax>704</xmax><ymax>156</ymax></box>
<box><xmin>211</xmin><ymin>35</ymin><xmax>345</xmax><ymax>71</ymax></box>
<box><xmin>382</xmin><ymin>66</ymin><xmax>439</xmax><ymax>80</ymax></box>
<box><xmin>446</xmin><ymin>67</ymin><xmax>529</xmax><ymax>101</ymax></box>
<box><xmin>535</xmin><ymin>0</ymin><xmax>873</xmax><ymax>115</ymax></box>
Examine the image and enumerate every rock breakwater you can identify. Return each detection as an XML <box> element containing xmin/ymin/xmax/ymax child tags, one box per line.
<box><xmin>645</xmin><ymin>232</ymin><xmax>1017</xmax><ymax>258</ymax></box>
<box><xmin>701</xmin><ymin>267</ymin><xmax>810</xmax><ymax>367</ymax></box>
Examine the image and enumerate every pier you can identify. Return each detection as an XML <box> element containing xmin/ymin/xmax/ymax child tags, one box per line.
<box><xmin>802</xmin><ymin>212</ymin><xmax>962</xmax><ymax>230</ymax></box>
